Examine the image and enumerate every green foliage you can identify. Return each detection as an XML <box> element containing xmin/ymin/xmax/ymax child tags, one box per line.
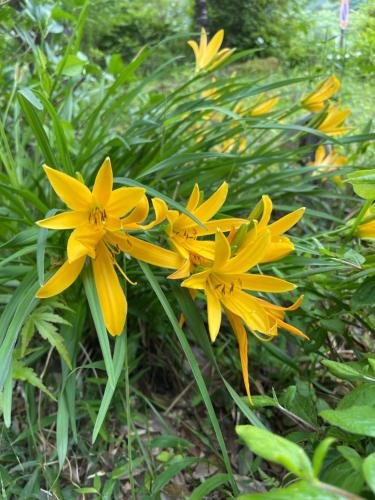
<box><xmin>0</xmin><ymin>0</ymin><xmax>374</xmax><ymax>497</ymax></box>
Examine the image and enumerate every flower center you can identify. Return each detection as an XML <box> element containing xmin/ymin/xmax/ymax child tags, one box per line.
<box><xmin>89</xmin><ymin>206</ymin><xmax>107</xmax><ymax>226</ymax></box>
<box><xmin>210</xmin><ymin>275</ymin><xmax>241</xmax><ymax>296</ymax></box>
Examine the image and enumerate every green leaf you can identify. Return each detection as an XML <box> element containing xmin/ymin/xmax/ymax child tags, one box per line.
<box><xmin>56</xmin><ymin>54</ymin><xmax>86</xmax><ymax>77</ymax></box>
<box><xmin>34</xmin><ymin>318</ymin><xmax>72</xmax><ymax>370</ymax></box>
<box><xmin>346</xmin><ymin>170</ymin><xmax>375</xmax><ymax>199</ymax></box>
<box><xmin>56</xmin><ymin>392</ymin><xmax>69</xmax><ymax>470</ymax></box>
<box><xmin>322</xmin><ymin>359</ymin><xmax>375</xmax><ymax>382</ymax></box>
<box><xmin>312</xmin><ymin>438</ymin><xmax>336</xmax><ymax>477</ymax></box>
<box><xmin>20</xmin><ymin>317</ymin><xmax>35</xmax><ymax>357</ymax></box>
<box><xmin>12</xmin><ymin>359</ymin><xmax>56</xmax><ymax>401</ymax></box>
<box><xmin>320</xmin><ymin>406</ymin><xmax>375</xmax><ymax>437</ymax></box>
<box><xmin>236</xmin><ymin>425</ymin><xmax>313</xmax><ymax>480</ymax></box>
<box><xmin>245</xmin><ymin>395</ymin><xmax>277</xmax><ymax>408</ymax></box>
<box><xmin>238</xmin><ymin>480</ymin><xmax>346</xmax><ymax>499</ymax></box>
<box><xmin>352</xmin><ymin>277</ymin><xmax>375</xmax><ymax>308</ymax></box>
<box><xmin>338</xmin><ymin>383</ymin><xmax>375</xmax><ymax>409</ymax></box>
<box><xmin>363</xmin><ymin>453</ymin><xmax>375</xmax><ymax>494</ymax></box>
<box><xmin>190</xmin><ymin>473</ymin><xmax>230</xmax><ymax>500</ymax></box>
<box><xmin>151</xmin><ymin>457</ymin><xmax>197</xmax><ymax>494</ymax></box>
<box><xmin>150</xmin><ymin>435</ymin><xmax>193</xmax><ymax>450</ymax></box>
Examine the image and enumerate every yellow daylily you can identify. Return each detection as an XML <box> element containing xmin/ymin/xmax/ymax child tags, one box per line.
<box><xmin>166</xmin><ymin>182</ymin><xmax>247</xmax><ymax>277</ymax></box>
<box><xmin>234</xmin><ymin>195</ymin><xmax>305</xmax><ymax>264</ymax></box>
<box><xmin>181</xmin><ymin>230</ymin><xmax>306</xmax><ymax>401</ymax></box>
<box><xmin>307</xmin><ymin>145</ymin><xmax>347</xmax><ymax>184</ymax></box>
<box><xmin>188</xmin><ymin>28</ymin><xmax>234</xmax><ymax>72</ymax></box>
<box><xmin>250</xmin><ymin>96</ymin><xmax>279</xmax><ymax>116</ymax></box>
<box><xmin>36</xmin><ymin>158</ymin><xmax>183</xmax><ymax>336</ymax></box>
<box><xmin>302</xmin><ymin>75</ymin><xmax>340</xmax><ymax>112</ymax></box>
<box><xmin>356</xmin><ymin>210</ymin><xmax>375</xmax><ymax>239</ymax></box>
<box><xmin>317</xmin><ymin>105</ymin><xmax>351</xmax><ymax>136</ymax></box>
<box><xmin>214</xmin><ymin>136</ymin><xmax>247</xmax><ymax>154</ymax></box>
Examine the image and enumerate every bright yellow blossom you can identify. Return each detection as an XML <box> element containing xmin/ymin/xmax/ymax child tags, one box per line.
<box><xmin>308</xmin><ymin>145</ymin><xmax>347</xmax><ymax>184</ymax></box>
<box><xmin>250</xmin><ymin>96</ymin><xmax>279</xmax><ymax>116</ymax></box>
<box><xmin>188</xmin><ymin>28</ymin><xmax>234</xmax><ymax>72</ymax></box>
<box><xmin>235</xmin><ymin>195</ymin><xmax>305</xmax><ymax>264</ymax></box>
<box><xmin>356</xmin><ymin>212</ymin><xmax>375</xmax><ymax>239</ymax></box>
<box><xmin>302</xmin><ymin>75</ymin><xmax>340</xmax><ymax>112</ymax></box>
<box><xmin>181</xmin><ymin>230</ymin><xmax>306</xmax><ymax>401</ymax></box>
<box><xmin>317</xmin><ymin>105</ymin><xmax>351</xmax><ymax>136</ymax></box>
<box><xmin>166</xmin><ymin>182</ymin><xmax>247</xmax><ymax>277</ymax></box>
<box><xmin>36</xmin><ymin>158</ymin><xmax>183</xmax><ymax>336</ymax></box>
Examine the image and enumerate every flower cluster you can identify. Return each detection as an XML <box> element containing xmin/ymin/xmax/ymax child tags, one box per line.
<box><xmin>37</xmin><ymin>160</ymin><xmax>306</xmax><ymax>400</ymax></box>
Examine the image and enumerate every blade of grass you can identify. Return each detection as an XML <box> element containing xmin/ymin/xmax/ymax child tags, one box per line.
<box><xmin>138</xmin><ymin>261</ymin><xmax>239</xmax><ymax>495</ymax></box>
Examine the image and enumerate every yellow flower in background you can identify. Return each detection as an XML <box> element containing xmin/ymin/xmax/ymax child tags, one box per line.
<box><xmin>250</xmin><ymin>96</ymin><xmax>279</xmax><ymax>116</ymax></box>
<box><xmin>308</xmin><ymin>145</ymin><xmax>347</xmax><ymax>184</ymax></box>
<box><xmin>188</xmin><ymin>28</ymin><xmax>234</xmax><ymax>72</ymax></box>
<box><xmin>166</xmin><ymin>182</ymin><xmax>247</xmax><ymax>278</ymax></box>
<box><xmin>356</xmin><ymin>211</ymin><xmax>375</xmax><ymax>239</ymax></box>
<box><xmin>235</xmin><ymin>195</ymin><xmax>305</xmax><ymax>264</ymax></box>
<box><xmin>317</xmin><ymin>105</ymin><xmax>351</xmax><ymax>136</ymax></box>
<box><xmin>214</xmin><ymin>136</ymin><xmax>247</xmax><ymax>154</ymax></box>
<box><xmin>302</xmin><ymin>75</ymin><xmax>340</xmax><ymax>112</ymax></box>
<box><xmin>36</xmin><ymin>158</ymin><xmax>183</xmax><ymax>336</ymax></box>
<box><xmin>181</xmin><ymin>230</ymin><xmax>306</xmax><ymax>401</ymax></box>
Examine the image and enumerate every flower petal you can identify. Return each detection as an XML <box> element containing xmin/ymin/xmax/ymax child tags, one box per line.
<box><xmin>268</xmin><ymin>207</ymin><xmax>305</xmax><ymax>237</ymax></box>
<box><xmin>195</xmin><ymin>217</ymin><xmax>248</xmax><ymax>236</ymax></box>
<box><xmin>186</xmin><ymin>184</ymin><xmax>201</xmax><ymax>212</ymax></box>
<box><xmin>223</xmin><ymin>230</ymin><xmax>270</xmax><ymax>274</ymax></box>
<box><xmin>43</xmin><ymin>165</ymin><xmax>92</xmax><ymax>211</ymax></box>
<box><xmin>206</xmin><ymin>284</ymin><xmax>222</xmax><ymax>342</ymax></box>
<box><xmin>121</xmin><ymin>195</ymin><xmax>149</xmax><ymax>228</ymax></box>
<box><xmin>258</xmin><ymin>195</ymin><xmax>272</xmax><ymax>229</ymax></box>
<box><xmin>221</xmin><ymin>289</ymin><xmax>270</xmax><ymax>334</ymax></box>
<box><xmin>230</xmin><ymin>273</ymin><xmax>296</xmax><ymax>292</ymax></box>
<box><xmin>202</xmin><ymin>29</ymin><xmax>224</xmax><ymax>68</ymax></box>
<box><xmin>106</xmin><ymin>187</ymin><xmax>145</xmax><ymax>218</ymax></box>
<box><xmin>36</xmin><ymin>257</ymin><xmax>85</xmax><ymax>298</ymax></box>
<box><xmin>181</xmin><ymin>270</ymin><xmax>209</xmax><ymax>289</ymax></box>
<box><xmin>226</xmin><ymin>308</ymin><xmax>251</xmax><ymax>403</ymax></box>
<box><xmin>36</xmin><ymin>211</ymin><xmax>87</xmax><ymax>229</ymax></box>
<box><xmin>92</xmin><ymin>157</ymin><xmax>113</xmax><ymax>206</ymax></box>
<box><xmin>92</xmin><ymin>242</ymin><xmax>127</xmax><ymax>336</ymax></box>
<box><xmin>213</xmin><ymin>230</ymin><xmax>231</xmax><ymax>270</ymax></box>
<box><xmin>193</xmin><ymin>181</ymin><xmax>228</xmax><ymax>223</ymax></box>
<box><xmin>138</xmin><ymin>197</ymin><xmax>168</xmax><ymax>229</ymax></box>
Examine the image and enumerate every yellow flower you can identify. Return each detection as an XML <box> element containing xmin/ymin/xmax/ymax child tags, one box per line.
<box><xmin>302</xmin><ymin>75</ymin><xmax>340</xmax><ymax>112</ymax></box>
<box><xmin>214</xmin><ymin>136</ymin><xmax>247</xmax><ymax>154</ymax></box>
<box><xmin>181</xmin><ymin>230</ymin><xmax>306</xmax><ymax>401</ymax></box>
<box><xmin>236</xmin><ymin>195</ymin><xmax>305</xmax><ymax>264</ymax></box>
<box><xmin>356</xmin><ymin>211</ymin><xmax>375</xmax><ymax>239</ymax></box>
<box><xmin>166</xmin><ymin>182</ymin><xmax>247</xmax><ymax>277</ymax></box>
<box><xmin>36</xmin><ymin>158</ymin><xmax>183</xmax><ymax>336</ymax></box>
<box><xmin>250</xmin><ymin>96</ymin><xmax>279</xmax><ymax>116</ymax></box>
<box><xmin>317</xmin><ymin>105</ymin><xmax>351</xmax><ymax>136</ymax></box>
<box><xmin>308</xmin><ymin>145</ymin><xmax>347</xmax><ymax>184</ymax></box>
<box><xmin>188</xmin><ymin>28</ymin><xmax>234</xmax><ymax>72</ymax></box>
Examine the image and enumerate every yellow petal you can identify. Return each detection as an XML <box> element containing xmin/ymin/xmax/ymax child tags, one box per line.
<box><xmin>92</xmin><ymin>242</ymin><xmax>127</xmax><ymax>336</ymax></box>
<box><xmin>315</xmin><ymin>145</ymin><xmax>326</xmax><ymax>164</ymax></box>
<box><xmin>188</xmin><ymin>40</ymin><xmax>200</xmax><ymax>67</ymax></box>
<box><xmin>43</xmin><ymin>165</ymin><xmax>92</xmax><ymax>211</ymax></box>
<box><xmin>186</xmin><ymin>184</ymin><xmax>201</xmax><ymax>212</ymax></box>
<box><xmin>230</xmin><ymin>273</ymin><xmax>296</xmax><ymax>292</ymax></box>
<box><xmin>276</xmin><ymin>318</ymin><xmax>308</xmax><ymax>339</ymax></box>
<box><xmin>92</xmin><ymin>157</ymin><xmax>113</xmax><ymax>206</ymax></box>
<box><xmin>36</xmin><ymin>257</ymin><xmax>85</xmax><ymax>298</ymax></box>
<box><xmin>121</xmin><ymin>195</ymin><xmax>149</xmax><ymax>228</ymax></box>
<box><xmin>226</xmin><ymin>308</ymin><xmax>251</xmax><ymax>403</ymax></box>
<box><xmin>181</xmin><ymin>270</ymin><xmax>209</xmax><ymax>289</ymax></box>
<box><xmin>209</xmin><ymin>47</ymin><xmax>234</xmax><ymax>70</ymax></box>
<box><xmin>206</xmin><ymin>284</ymin><xmax>222</xmax><ymax>342</ymax></box>
<box><xmin>36</xmin><ymin>210</ymin><xmax>87</xmax><ymax>229</ymax></box>
<box><xmin>193</xmin><ymin>182</ymin><xmax>228</xmax><ymax>223</ymax></box>
<box><xmin>261</xmin><ymin>237</ymin><xmax>295</xmax><ymax>263</ymax></box>
<box><xmin>213</xmin><ymin>230</ymin><xmax>231</xmax><ymax>269</ymax></box>
<box><xmin>176</xmin><ymin>238</ymin><xmax>215</xmax><ymax>260</ymax></box>
<box><xmin>202</xmin><ymin>29</ymin><xmax>224</xmax><ymax>68</ymax></box>
<box><xmin>195</xmin><ymin>218</ymin><xmax>248</xmax><ymax>236</ymax></box>
<box><xmin>106</xmin><ymin>187</ymin><xmax>145</xmax><ymax>218</ymax></box>
<box><xmin>139</xmin><ymin>197</ymin><xmax>168</xmax><ymax>229</ymax></box>
<box><xmin>221</xmin><ymin>289</ymin><xmax>270</xmax><ymax>334</ymax></box>
<box><xmin>268</xmin><ymin>207</ymin><xmax>305</xmax><ymax>237</ymax></box>
<box><xmin>223</xmin><ymin>230</ymin><xmax>270</xmax><ymax>274</ymax></box>
<box><xmin>199</xmin><ymin>27</ymin><xmax>207</xmax><ymax>53</ymax></box>
<box><xmin>258</xmin><ymin>195</ymin><xmax>272</xmax><ymax>229</ymax></box>
<box><xmin>168</xmin><ymin>258</ymin><xmax>191</xmax><ymax>280</ymax></box>
<box><xmin>109</xmin><ymin>232</ymin><xmax>184</xmax><ymax>270</ymax></box>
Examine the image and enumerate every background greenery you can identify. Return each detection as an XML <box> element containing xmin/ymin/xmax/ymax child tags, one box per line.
<box><xmin>0</xmin><ymin>0</ymin><xmax>374</xmax><ymax>498</ymax></box>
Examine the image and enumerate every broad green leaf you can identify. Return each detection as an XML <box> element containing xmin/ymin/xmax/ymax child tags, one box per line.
<box><xmin>346</xmin><ymin>170</ymin><xmax>375</xmax><ymax>199</ymax></box>
<box><xmin>236</xmin><ymin>425</ymin><xmax>313</xmax><ymax>480</ymax></box>
<box><xmin>338</xmin><ymin>383</ymin><xmax>375</xmax><ymax>410</ymax></box>
<box><xmin>56</xmin><ymin>54</ymin><xmax>86</xmax><ymax>77</ymax></box>
<box><xmin>363</xmin><ymin>453</ymin><xmax>375</xmax><ymax>494</ymax></box>
<box><xmin>320</xmin><ymin>406</ymin><xmax>375</xmax><ymax>437</ymax></box>
<box><xmin>321</xmin><ymin>359</ymin><xmax>375</xmax><ymax>383</ymax></box>
<box><xmin>352</xmin><ymin>277</ymin><xmax>375</xmax><ymax>308</ymax></box>
<box><xmin>239</xmin><ymin>480</ymin><xmax>347</xmax><ymax>499</ymax></box>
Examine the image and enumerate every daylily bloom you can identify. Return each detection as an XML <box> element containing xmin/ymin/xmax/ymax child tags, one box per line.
<box><xmin>317</xmin><ymin>105</ymin><xmax>351</xmax><ymax>136</ymax></box>
<box><xmin>234</xmin><ymin>195</ymin><xmax>305</xmax><ymax>264</ymax></box>
<box><xmin>302</xmin><ymin>75</ymin><xmax>340</xmax><ymax>112</ymax></box>
<box><xmin>214</xmin><ymin>136</ymin><xmax>247</xmax><ymax>154</ymax></box>
<box><xmin>181</xmin><ymin>230</ymin><xmax>306</xmax><ymax>400</ymax></box>
<box><xmin>356</xmin><ymin>211</ymin><xmax>375</xmax><ymax>239</ymax></box>
<box><xmin>250</xmin><ymin>96</ymin><xmax>279</xmax><ymax>116</ymax></box>
<box><xmin>166</xmin><ymin>182</ymin><xmax>247</xmax><ymax>278</ymax></box>
<box><xmin>307</xmin><ymin>145</ymin><xmax>347</xmax><ymax>184</ymax></box>
<box><xmin>188</xmin><ymin>28</ymin><xmax>234</xmax><ymax>72</ymax></box>
<box><xmin>36</xmin><ymin>158</ymin><xmax>183</xmax><ymax>336</ymax></box>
